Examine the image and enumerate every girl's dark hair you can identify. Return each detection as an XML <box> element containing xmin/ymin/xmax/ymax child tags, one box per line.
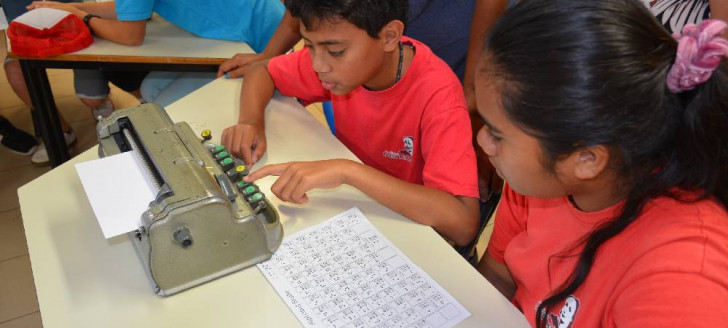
<box><xmin>285</xmin><ymin>0</ymin><xmax>408</xmax><ymax>38</ymax></box>
<box><xmin>481</xmin><ymin>0</ymin><xmax>728</xmax><ymax>326</ymax></box>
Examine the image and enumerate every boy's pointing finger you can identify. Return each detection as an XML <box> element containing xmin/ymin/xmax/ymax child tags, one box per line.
<box><xmin>243</xmin><ymin>163</ymin><xmax>289</xmax><ymax>182</ymax></box>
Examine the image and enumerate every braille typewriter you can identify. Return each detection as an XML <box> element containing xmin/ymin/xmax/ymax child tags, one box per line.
<box><xmin>96</xmin><ymin>103</ymin><xmax>282</xmax><ymax>296</ymax></box>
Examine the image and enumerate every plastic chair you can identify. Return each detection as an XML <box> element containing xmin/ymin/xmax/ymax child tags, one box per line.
<box><xmin>322</xmin><ymin>101</ymin><xmax>335</xmax><ymax>135</ymax></box>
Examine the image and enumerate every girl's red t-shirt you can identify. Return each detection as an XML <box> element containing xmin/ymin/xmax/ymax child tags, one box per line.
<box><xmin>489</xmin><ymin>184</ymin><xmax>728</xmax><ymax>327</ymax></box>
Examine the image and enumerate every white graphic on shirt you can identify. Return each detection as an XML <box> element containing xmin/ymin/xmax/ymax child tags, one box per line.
<box><xmin>546</xmin><ymin>296</ymin><xmax>580</xmax><ymax>328</ymax></box>
<box><xmin>382</xmin><ymin>136</ymin><xmax>413</xmax><ymax>162</ymax></box>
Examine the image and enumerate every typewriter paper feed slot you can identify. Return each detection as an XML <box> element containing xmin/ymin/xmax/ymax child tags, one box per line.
<box><xmin>114</xmin><ymin>117</ymin><xmax>164</xmax><ymax>194</ymax></box>
<box><xmin>123</xmin><ymin>128</ymin><xmax>163</xmax><ymax>195</ymax></box>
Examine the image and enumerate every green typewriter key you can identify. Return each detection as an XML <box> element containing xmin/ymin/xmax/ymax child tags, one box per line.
<box><xmin>214</xmin><ymin>151</ymin><xmax>229</xmax><ymax>160</ymax></box>
<box><xmin>242</xmin><ymin>185</ymin><xmax>258</xmax><ymax>197</ymax></box>
<box><xmin>248</xmin><ymin>192</ymin><xmax>264</xmax><ymax>204</ymax></box>
<box><xmin>236</xmin><ymin>180</ymin><xmax>250</xmax><ymax>190</ymax></box>
<box><xmin>220</xmin><ymin>157</ymin><xmax>235</xmax><ymax>171</ymax></box>
<box><xmin>211</xmin><ymin>144</ymin><xmax>225</xmax><ymax>155</ymax></box>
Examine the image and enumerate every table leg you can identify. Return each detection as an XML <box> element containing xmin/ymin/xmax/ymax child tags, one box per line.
<box><xmin>19</xmin><ymin>60</ymin><xmax>71</xmax><ymax>167</ymax></box>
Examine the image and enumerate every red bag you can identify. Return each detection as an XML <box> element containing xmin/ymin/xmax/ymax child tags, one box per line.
<box><xmin>8</xmin><ymin>8</ymin><xmax>93</xmax><ymax>58</ymax></box>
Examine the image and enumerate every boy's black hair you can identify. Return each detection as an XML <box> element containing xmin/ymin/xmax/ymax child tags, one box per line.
<box><xmin>284</xmin><ymin>0</ymin><xmax>408</xmax><ymax>38</ymax></box>
<box><xmin>481</xmin><ymin>0</ymin><xmax>728</xmax><ymax>326</ymax></box>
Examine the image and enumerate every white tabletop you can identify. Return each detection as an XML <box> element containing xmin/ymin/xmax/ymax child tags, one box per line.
<box><xmin>17</xmin><ymin>77</ymin><xmax>529</xmax><ymax>328</ymax></box>
<box><xmin>7</xmin><ymin>15</ymin><xmax>251</xmax><ymax>62</ymax></box>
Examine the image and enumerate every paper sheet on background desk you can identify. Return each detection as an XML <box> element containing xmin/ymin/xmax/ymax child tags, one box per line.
<box><xmin>75</xmin><ymin>152</ymin><xmax>156</xmax><ymax>238</ymax></box>
<box><xmin>258</xmin><ymin>208</ymin><xmax>470</xmax><ymax>328</ymax></box>
<box><xmin>0</xmin><ymin>9</ymin><xmax>8</xmax><ymax>30</ymax></box>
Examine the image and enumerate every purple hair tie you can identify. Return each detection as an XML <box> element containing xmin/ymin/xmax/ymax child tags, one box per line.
<box><xmin>666</xmin><ymin>19</ymin><xmax>728</xmax><ymax>93</ymax></box>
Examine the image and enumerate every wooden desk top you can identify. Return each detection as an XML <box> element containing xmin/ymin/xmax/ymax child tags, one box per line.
<box><xmin>7</xmin><ymin>15</ymin><xmax>251</xmax><ymax>64</ymax></box>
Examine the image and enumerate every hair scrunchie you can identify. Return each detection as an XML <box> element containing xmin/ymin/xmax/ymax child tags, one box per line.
<box><xmin>666</xmin><ymin>19</ymin><xmax>728</xmax><ymax>93</ymax></box>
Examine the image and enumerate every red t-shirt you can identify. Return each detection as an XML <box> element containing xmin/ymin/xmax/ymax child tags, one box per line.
<box><xmin>488</xmin><ymin>184</ymin><xmax>728</xmax><ymax>327</ymax></box>
<box><xmin>267</xmin><ymin>37</ymin><xmax>478</xmax><ymax>198</ymax></box>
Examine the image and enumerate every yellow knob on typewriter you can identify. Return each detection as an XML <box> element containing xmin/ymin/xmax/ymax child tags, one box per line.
<box><xmin>235</xmin><ymin>165</ymin><xmax>249</xmax><ymax>176</ymax></box>
<box><xmin>226</xmin><ymin>165</ymin><xmax>249</xmax><ymax>181</ymax></box>
<box><xmin>200</xmin><ymin>129</ymin><xmax>212</xmax><ymax>141</ymax></box>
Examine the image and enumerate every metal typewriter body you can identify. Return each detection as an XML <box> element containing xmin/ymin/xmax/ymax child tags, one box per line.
<box><xmin>96</xmin><ymin>103</ymin><xmax>282</xmax><ymax>296</ymax></box>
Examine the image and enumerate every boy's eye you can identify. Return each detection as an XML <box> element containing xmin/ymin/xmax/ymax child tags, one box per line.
<box><xmin>328</xmin><ymin>49</ymin><xmax>345</xmax><ymax>57</ymax></box>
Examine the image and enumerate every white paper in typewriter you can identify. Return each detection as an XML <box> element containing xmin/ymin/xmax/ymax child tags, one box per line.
<box><xmin>257</xmin><ymin>207</ymin><xmax>470</xmax><ymax>328</ymax></box>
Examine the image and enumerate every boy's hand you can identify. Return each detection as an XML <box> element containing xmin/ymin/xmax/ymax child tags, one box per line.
<box><xmin>243</xmin><ymin>160</ymin><xmax>352</xmax><ymax>204</ymax></box>
<box><xmin>217</xmin><ymin>53</ymin><xmax>266</xmax><ymax>78</ymax></box>
<box><xmin>27</xmin><ymin>1</ymin><xmax>85</xmax><ymax>18</ymax></box>
<box><xmin>221</xmin><ymin>122</ymin><xmax>266</xmax><ymax>165</ymax></box>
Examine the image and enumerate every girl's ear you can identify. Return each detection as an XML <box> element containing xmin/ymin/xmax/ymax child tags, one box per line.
<box><xmin>379</xmin><ymin>20</ymin><xmax>404</xmax><ymax>52</ymax></box>
<box><xmin>571</xmin><ymin>145</ymin><xmax>610</xmax><ymax>180</ymax></box>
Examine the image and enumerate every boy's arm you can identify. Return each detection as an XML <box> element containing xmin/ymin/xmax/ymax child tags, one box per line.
<box><xmin>70</xmin><ymin>1</ymin><xmax>118</xmax><ymax>19</ymax></box>
<box><xmin>346</xmin><ymin>160</ymin><xmax>481</xmax><ymax>246</ymax></box>
<box><xmin>245</xmin><ymin>159</ymin><xmax>481</xmax><ymax>246</ymax></box>
<box><xmin>221</xmin><ymin>60</ymin><xmax>277</xmax><ymax>165</ymax></box>
<box><xmin>85</xmin><ymin>17</ymin><xmax>146</xmax><ymax>46</ymax></box>
<box><xmin>27</xmin><ymin>1</ymin><xmax>146</xmax><ymax>46</ymax></box>
<box><xmin>218</xmin><ymin>10</ymin><xmax>301</xmax><ymax>78</ymax></box>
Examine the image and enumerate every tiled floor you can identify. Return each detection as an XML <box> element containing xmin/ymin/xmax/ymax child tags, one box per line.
<box><xmin>0</xmin><ymin>31</ymin><xmax>493</xmax><ymax>328</ymax></box>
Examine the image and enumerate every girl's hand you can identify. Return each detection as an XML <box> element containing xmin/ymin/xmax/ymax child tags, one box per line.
<box><xmin>243</xmin><ymin>160</ymin><xmax>352</xmax><ymax>204</ymax></box>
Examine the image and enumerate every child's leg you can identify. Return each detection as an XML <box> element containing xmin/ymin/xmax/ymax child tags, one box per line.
<box><xmin>74</xmin><ymin>69</ymin><xmax>114</xmax><ymax>120</ymax></box>
<box><xmin>104</xmin><ymin>70</ymin><xmax>148</xmax><ymax>101</ymax></box>
<box><xmin>140</xmin><ymin>71</ymin><xmax>216</xmax><ymax>108</ymax></box>
<box><xmin>4</xmin><ymin>58</ymin><xmax>73</xmax><ymax>134</ymax></box>
<box><xmin>3</xmin><ymin>58</ymin><xmax>32</xmax><ymax>108</ymax></box>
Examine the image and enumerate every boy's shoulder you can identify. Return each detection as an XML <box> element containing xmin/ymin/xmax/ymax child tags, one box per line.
<box><xmin>402</xmin><ymin>37</ymin><xmax>462</xmax><ymax>88</ymax></box>
<box><xmin>394</xmin><ymin>37</ymin><xmax>466</xmax><ymax>108</ymax></box>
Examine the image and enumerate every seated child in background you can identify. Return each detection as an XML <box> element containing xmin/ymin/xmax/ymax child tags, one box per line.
<box><xmin>221</xmin><ymin>0</ymin><xmax>480</xmax><ymax>246</ymax></box>
<box><xmin>28</xmin><ymin>0</ymin><xmax>285</xmax><ymax>108</ymax></box>
<box><xmin>474</xmin><ymin>0</ymin><xmax>728</xmax><ymax>326</ymax></box>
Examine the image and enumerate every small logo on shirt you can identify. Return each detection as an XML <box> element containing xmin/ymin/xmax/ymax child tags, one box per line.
<box><xmin>545</xmin><ymin>296</ymin><xmax>580</xmax><ymax>328</ymax></box>
<box><xmin>383</xmin><ymin>136</ymin><xmax>413</xmax><ymax>162</ymax></box>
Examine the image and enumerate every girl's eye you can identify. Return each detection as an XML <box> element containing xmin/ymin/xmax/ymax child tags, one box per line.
<box><xmin>486</xmin><ymin>128</ymin><xmax>502</xmax><ymax>142</ymax></box>
<box><xmin>329</xmin><ymin>50</ymin><xmax>344</xmax><ymax>57</ymax></box>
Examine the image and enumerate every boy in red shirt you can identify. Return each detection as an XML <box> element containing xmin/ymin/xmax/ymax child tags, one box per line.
<box><xmin>474</xmin><ymin>0</ymin><xmax>728</xmax><ymax>326</ymax></box>
<box><xmin>221</xmin><ymin>0</ymin><xmax>480</xmax><ymax>246</ymax></box>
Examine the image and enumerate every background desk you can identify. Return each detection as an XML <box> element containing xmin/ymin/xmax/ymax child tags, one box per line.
<box><xmin>17</xmin><ymin>78</ymin><xmax>529</xmax><ymax>328</ymax></box>
<box><xmin>7</xmin><ymin>16</ymin><xmax>251</xmax><ymax>167</ymax></box>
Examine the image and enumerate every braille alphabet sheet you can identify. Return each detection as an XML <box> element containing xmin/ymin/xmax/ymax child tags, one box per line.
<box><xmin>257</xmin><ymin>207</ymin><xmax>471</xmax><ymax>328</ymax></box>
